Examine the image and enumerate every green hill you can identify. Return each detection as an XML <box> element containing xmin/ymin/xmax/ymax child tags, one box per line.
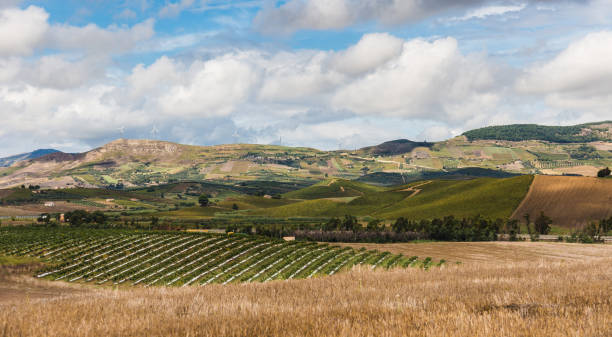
<box><xmin>463</xmin><ymin>121</ymin><xmax>612</xmax><ymax>143</ymax></box>
<box><xmin>376</xmin><ymin>175</ymin><xmax>533</xmax><ymax>220</ymax></box>
<box><xmin>253</xmin><ymin>176</ymin><xmax>533</xmax><ymax>220</ymax></box>
<box><xmin>283</xmin><ymin>179</ymin><xmax>385</xmax><ymax>200</ymax></box>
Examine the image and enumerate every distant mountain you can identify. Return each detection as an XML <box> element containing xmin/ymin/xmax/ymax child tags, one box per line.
<box><xmin>359</xmin><ymin>139</ymin><xmax>433</xmax><ymax>156</ymax></box>
<box><xmin>0</xmin><ymin>149</ymin><xmax>60</xmax><ymax>167</ymax></box>
<box><xmin>463</xmin><ymin>121</ymin><xmax>612</xmax><ymax>143</ymax></box>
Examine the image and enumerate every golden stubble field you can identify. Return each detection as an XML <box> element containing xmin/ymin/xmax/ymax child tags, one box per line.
<box><xmin>1</xmin><ymin>242</ymin><xmax>611</xmax><ymax>337</ymax></box>
<box><xmin>511</xmin><ymin>175</ymin><xmax>612</xmax><ymax>228</ymax></box>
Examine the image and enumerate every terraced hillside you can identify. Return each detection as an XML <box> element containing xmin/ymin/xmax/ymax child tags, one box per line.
<box><xmin>511</xmin><ymin>175</ymin><xmax>612</xmax><ymax>228</ymax></box>
<box><xmin>0</xmin><ymin>228</ymin><xmax>424</xmax><ymax>286</ymax></box>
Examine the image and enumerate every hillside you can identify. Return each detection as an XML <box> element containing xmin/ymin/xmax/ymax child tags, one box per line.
<box><xmin>0</xmin><ymin>149</ymin><xmax>60</xmax><ymax>167</ymax></box>
<box><xmin>463</xmin><ymin>121</ymin><xmax>612</xmax><ymax>143</ymax></box>
<box><xmin>251</xmin><ymin>176</ymin><xmax>533</xmax><ymax>220</ymax></box>
<box><xmin>511</xmin><ymin>175</ymin><xmax>612</xmax><ymax>227</ymax></box>
<box><xmin>0</xmin><ymin>121</ymin><xmax>611</xmax><ymax>189</ymax></box>
<box><xmin>358</xmin><ymin>139</ymin><xmax>433</xmax><ymax>156</ymax></box>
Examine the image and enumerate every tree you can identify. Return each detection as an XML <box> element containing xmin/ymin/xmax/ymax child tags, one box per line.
<box><xmin>232</xmin><ymin>203</ymin><xmax>239</xmax><ymax>210</ymax></box>
<box><xmin>342</xmin><ymin>215</ymin><xmax>359</xmax><ymax>231</ymax></box>
<box><xmin>597</xmin><ymin>167</ymin><xmax>611</xmax><ymax>178</ymax></box>
<box><xmin>198</xmin><ymin>194</ymin><xmax>210</xmax><ymax>207</ymax></box>
<box><xmin>366</xmin><ymin>219</ymin><xmax>382</xmax><ymax>232</ymax></box>
<box><xmin>534</xmin><ymin>211</ymin><xmax>552</xmax><ymax>235</ymax></box>
<box><xmin>323</xmin><ymin>217</ymin><xmax>341</xmax><ymax>231</ymax></box>
<box><xmin>392</xmin><ymin>217</ymin><xmax>409</xmax><ymax>233</ymax></box>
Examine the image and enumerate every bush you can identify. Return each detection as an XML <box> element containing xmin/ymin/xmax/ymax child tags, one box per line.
<box><xmin>597</xmin><ymin>167</ymin><xmax>611</xmax><ymax>178</ymax></box>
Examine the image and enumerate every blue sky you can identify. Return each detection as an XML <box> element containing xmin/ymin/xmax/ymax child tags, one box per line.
<box><xmin>1</xmin><ymin>0</ymin><xmax>612</xmax><ymax>156</ymax></box>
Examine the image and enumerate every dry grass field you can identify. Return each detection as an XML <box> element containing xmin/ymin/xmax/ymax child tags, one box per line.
<box><xmin>1</xmin><ymin>242</ymin><xmax>610</xmax><ymax>337</ymax></box>
<box><xmin>512</xmin><ymin>175</ymin><xmax>612</xmax><ymax>228</ymax></box>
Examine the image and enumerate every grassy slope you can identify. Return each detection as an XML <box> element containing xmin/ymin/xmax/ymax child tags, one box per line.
<box><xmin>378</xmin><ymin>175</ymin><xmax>534</xmax><ymax>220</ymax></box>
<box><xmin>283</xmin><ymin>179</ymin><xmax>385</xmax><ymax>200</ymax></box>
<box><xmin>253</xmin><ymin>176</ymin><xmax>534</xmax><ymax>220</ymax></box>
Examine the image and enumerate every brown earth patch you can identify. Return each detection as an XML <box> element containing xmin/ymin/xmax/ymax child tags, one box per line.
<box><xmin>511</xmin><ymin>175</ymin><xmax>612</xmax><ymax>228</ymax></box>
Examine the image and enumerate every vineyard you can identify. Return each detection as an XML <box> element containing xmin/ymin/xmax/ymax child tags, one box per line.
<box><xmin>0</xmin><ymin>227</ymin><xmax>426</xmax><ymax>286</ymax></box>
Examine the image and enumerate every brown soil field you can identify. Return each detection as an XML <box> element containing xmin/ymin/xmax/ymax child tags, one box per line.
<box><xmin>511</xmin><ymin>175</ymin><xmax>612</xmax><ymax>228</ymax></box>
<box><xmin>0</xmin><ymin>242</ymin><xmax>610</xmax><ymax>337</ymax></box>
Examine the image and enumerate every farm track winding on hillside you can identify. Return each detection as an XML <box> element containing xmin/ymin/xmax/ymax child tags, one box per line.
<box><xmin>511</xmin><ymin>175</ymin><xmax>612</xmax><ymax>228</ymax></box>
<box><xmin>0</xmin><ymin>228</ymin><xmax>421</xmax><ymax>286</ymax></box>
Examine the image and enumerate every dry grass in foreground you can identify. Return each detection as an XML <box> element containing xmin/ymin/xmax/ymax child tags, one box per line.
<box><xmin>0</xmin><ymin>242</ymin><xmax>611</xmax><ymax>337</ymax></box>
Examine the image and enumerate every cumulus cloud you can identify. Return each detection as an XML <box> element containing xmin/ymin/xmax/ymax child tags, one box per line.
<box><xmin>254</xmin><ymin>0</ymin><xmax>585</xmax><ymax>34</ymax></box>
<box><xmin>0</xmin><ymin>5</ymin><xmax>155</xmax><ymax>57</ymax></box>
<box><xmin>331</xmin><ymin>33</ymin><xmax>404</xmax><ymax>75</ymax></box>
<box><xmin>48</xmin><ymin>19</ymin><xmax>155</xmax><ymax>54</ymax></box>
<box><xmin>0</xmin><ymin>6</ymin><xmax>49</xmax><ymax>56</ymax></box>
<box><xmin>0</xmin><ymin>32</ymin><xmax>509</xmax><ymax>155</ymax></box>
<box><xmin>517</xmin><ymin>30</ymin><xmax>612</xmax><ymax>113</ymax></box>
<box><xmin>332</xmin><ymin>37</ymin><xmax>500</xmax><ymax>122</ymax></box>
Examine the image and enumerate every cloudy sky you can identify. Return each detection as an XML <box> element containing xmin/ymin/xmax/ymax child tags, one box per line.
<box><xmin>1</xmin><ymin>0</ymin><xmax>612</xmax><ymax>156</ymax></box>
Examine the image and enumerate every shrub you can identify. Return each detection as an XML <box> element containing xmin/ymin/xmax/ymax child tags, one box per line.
<box><xmin>597</xmin><ymin>167</ymin><xmax>611</xmax><ymax>178</ymax></box>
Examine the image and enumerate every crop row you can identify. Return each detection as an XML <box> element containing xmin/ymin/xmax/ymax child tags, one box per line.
<box><xmin>0</xmin><ymin>227</ymin><xmax>428</xmax><ymax>286</ymax></box>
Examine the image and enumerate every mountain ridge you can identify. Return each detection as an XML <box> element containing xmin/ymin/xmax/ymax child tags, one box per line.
<box><xmin>1</xmin><ymin>121</ymin><xmax>611</xmax><ymax>189</ymax></box>
<box><xmin>0</xmin><ymin>149</ymin><xmax>60</xmax><ymax>167</ymax></box>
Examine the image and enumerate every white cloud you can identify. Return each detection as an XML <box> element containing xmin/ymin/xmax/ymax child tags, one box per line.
<box><xmin>332</xmin><ymin>37</ymin><xmax>499</xmax><ymax>122</ymax></box>
<box><xmin>517</xmin><ymin>30</ymin><xmax>612</xmax><ymax>113</ymax></box>
<box><xmin>254</xmin><ymin>0</ymin><xmax>491</xmax><ymax>34</ymax></box>
<box><xmin>254</xmin><ymin>0</ymin><xmax>584</xmax><ymax>34</ymax></box>
<box><xmin>0</xmin><ymin>6</ymin><xmax>49</xmax><ymax>57</ymax></box>
<box><xmin>49</xmin><ymin>19</ymin><xmax>155</xmax><ymax>54</ymax></box>
<box><xmin>0</xmin><ymin>32</ymin><xmax>504</xmax><ymax>153</ymax></box>
<box><xmin>0</xmin><ymin>0</ymin><xmax>21</xmax><ymax>9</ymax></box>
<box><xmin>331</xmin><ymin>33</ymin><xmax>404</xmax><ymax>75</ymax></box>
<box><xmin>159</xmin><ymin>0</ymin><xmax>196</xmax><ymax>18</ymax></box>
<box><xmin>452</xmin><ymin>3</ymin><xmax>527</xmax><ymax>21</ymax></box>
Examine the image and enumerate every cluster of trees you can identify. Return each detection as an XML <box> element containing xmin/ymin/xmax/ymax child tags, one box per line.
<box><xmin>292</xmin><ymin>215</ymin><xmax>503</xmax><ymax>243</ymax></box>
<box><xmin>463</xmin><ymin>124</ymin><xmax>603</xmax><ymax>143</ymax></box>
<box><xmin>63</xmin><ymin>210</ymin><xmax>108</xmax><ymax>226</ymax></box>
<box><xmin>568</xmin><ymin>145</ymin><xmax>601</xmax><ymax>160</ymax></box>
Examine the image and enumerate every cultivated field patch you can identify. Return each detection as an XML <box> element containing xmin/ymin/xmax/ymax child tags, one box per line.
<box><xmin>0</xmin><ymin>228</ymin><xmax>424</xmax><ymax>287</ymax></box>
<box><xmin>512</xmin><ymin>175</ymin><xmax>612</xmax><ymax>227</ymax></box>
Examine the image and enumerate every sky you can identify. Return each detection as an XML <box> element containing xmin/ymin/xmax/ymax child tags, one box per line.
<box><xmin>1</xmin><ymin>0</ymin><xmax>612</xmax><ymax>156</ymax></box>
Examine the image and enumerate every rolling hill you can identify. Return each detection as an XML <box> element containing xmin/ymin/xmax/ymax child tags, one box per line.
<box><xmin>463</xmin><ymin>121</ymin><xmax>612</xmax><ymax>143</ymax></box>
<box><xmin>0</xmin><ymin>121</ymin><xmax>610</xmax><ymax>189</ymax></box>
<box><xmin>250</xmin><ymin>176</ymin><xmax>533</xmax><ymax>221</ymax></box>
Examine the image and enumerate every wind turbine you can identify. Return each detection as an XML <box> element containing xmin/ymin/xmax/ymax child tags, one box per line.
<box><xmin>150</xmin><ymin>125</ymin><xmax>159</xmax><ymax>139</ymax></box>
<box><xmin>232</xmin><ymin>130</ymin><xmax>240</xmax><ymax>144</ymax></box>
<box><xmin>117</xmin><ymin>126</ymin><xmax>125</xmax><ymax>138</ymax></box>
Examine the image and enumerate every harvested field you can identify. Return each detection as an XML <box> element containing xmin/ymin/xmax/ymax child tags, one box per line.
<box><xmin>511</xmin><ymin>175</ymin><xmax>612</xmax><ymax>228</ymax></box>
<box><xmin>338</xmin><ymin>241</ymin><xmax>612</xmax><ymax>264</ymax></box>
<box><xmin>0</xmin><ymin>242</ymin><xmax>610</xmax><ymax>337</ymax></box>
<box><xmin>541</xmin><ymin>165</ymin><xmax>600</xmax><ymax>177</ymax></box>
